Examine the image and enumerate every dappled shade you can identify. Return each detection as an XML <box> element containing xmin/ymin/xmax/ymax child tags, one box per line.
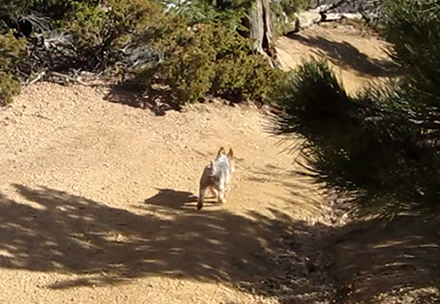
<box><xmin>0</xmin><ymin>185</ymin><xmax>438</xmax><ymax>303</ymax></box>
<box><xmin>0</xmin><ymin>185</ymin><xmax>288</xmax><ymax>290</ymax></box>
<box><xmin>289</xmin><ymin>33</ymin><xmax>399</xmax><ymax>77</ymax></box>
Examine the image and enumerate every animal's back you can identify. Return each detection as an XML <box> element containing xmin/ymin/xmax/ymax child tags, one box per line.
<box><xmin>212</xmin><ymin>155</ymin><xmax>231</xmax><ymax>189</ymax></box>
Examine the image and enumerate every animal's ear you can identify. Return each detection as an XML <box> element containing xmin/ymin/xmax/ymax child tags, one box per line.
<box><xmin>227</xmin><ymin>148</ymin><xmax>234</xmax><ymax>159</ymax></box>
<box><xmin>216</xmin><ymin>147</ymin><xmax>226</xmax><ymax>159</ymax></box>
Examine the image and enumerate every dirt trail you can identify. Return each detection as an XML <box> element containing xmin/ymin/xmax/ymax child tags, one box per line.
<box><xmin>0</xmin><ymin>80</ymin><xmax>330</xmax><ymax>303</ymax></box>
<box><xmin>0</xmin><ymin>24</ymin><xmax>437</xmax><ymax>304</ymax></box>
<box><xmin>276</xmin><ymin>23</ymin><xmax>397</xmax><ymax>93</ymax></box>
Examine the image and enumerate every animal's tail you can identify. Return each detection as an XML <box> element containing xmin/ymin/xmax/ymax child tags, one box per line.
<box><xmin>209</xmin><ymin>160</ymin><xmax>216</xmax><ymax>176</ymax></box>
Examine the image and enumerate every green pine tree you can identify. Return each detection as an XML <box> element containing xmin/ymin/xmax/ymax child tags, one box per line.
<box><xmin>271</xmin><ymin>0</ymin><xmax>440</xmax><ymax>218</ymax></box>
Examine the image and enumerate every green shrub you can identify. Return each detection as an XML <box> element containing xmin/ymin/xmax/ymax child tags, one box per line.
<box><xmin>212</xmin><ymin>52</ymin><xmax>285</xmax><ymax>102</ymax></box>
<box><xmin>165</xmin><ymin>0</ymin><xmax>252</xmax><ymax>31</ymax></box>
<box><xmin>271</xmin><ymin>53</ymin><xmax>440</xmax><ymax>218</ymax></box>
<box><xmin>0</xmin><ymin>0</ymin><xmax>30</xmax><ymax>21</ymax></box>
<box><xmin>382</xmin><ymin>0</ymin><xmax>440</xmax><ymax>125</ymax></box>
<box><xmin>1</xmin><ymin>0</ymin><xmax>285</xmax><ymax>105</ymax></box>
<box><xmin>63</xmin><ymin>0</ymin><xmax>165</xmax><ymax>69</ymax></box>
<box><xmin>270</xmin><ymin>0</ymin><xmax>440</xmax><ymax>218</ymax></box>
<box><xmin>0</xmin><ymin>31</ymin><xmax>26</xmax><ymax>68</ymax></box>
<box><xmin>0</xmin><ymin>31</ymin><xmax>27</xmax><ymax>105</ymax></box>
<box><xmin>0</xmin><ymin>0</ymin><xmax>77</xmax><ymax>33</ymax></box>
<box><xmin>153</xmin><ymin>22</ymin><xmax>218</xmax><ymax>102</ymax></box>
<box><xmin>271</xmin><ymin>0</ymin><xmax>311</xmax><ymax>36</ymax></box>
<box><xmin>0</xmin><ymin>72</ymin><xmax>22</xmax><ymax>106</ymax></box>
<box><xmin>132</xmin><ymin>21</ymin><xmax>284</xmax><ymax>103</ymax></box>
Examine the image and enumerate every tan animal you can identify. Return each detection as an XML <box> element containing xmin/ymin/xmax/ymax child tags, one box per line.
<box><xmin>198</xmin><ymin>147</ymin><xmax>235</xmax><ymax>210</ymax></box>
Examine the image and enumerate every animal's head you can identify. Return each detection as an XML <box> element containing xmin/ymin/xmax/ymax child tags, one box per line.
<box><xmin>216</xmin><ymin>147</ymin><xmax>235</xmax><ymax>173</ymax></box>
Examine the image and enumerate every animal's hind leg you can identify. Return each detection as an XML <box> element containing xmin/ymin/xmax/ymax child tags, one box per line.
<box><xmin>198</xmin><ymin>186</ymin><xmax>207</xmax><ymax>210</ymax></box>
<box><xmin>218</xmin><ymin>188</ymin><xmax>226</xmax><ymax>204</ymax></box>
<box><xmin>209</xmin><ymin>187</ymin><xmax>218</xmax><ymax>199</ymax></box>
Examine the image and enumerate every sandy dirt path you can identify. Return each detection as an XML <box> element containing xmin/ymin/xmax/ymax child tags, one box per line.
<box><xmin>2</xmin><ymin>23</ymin><xmax>433</xmax><ymax>304</ymax></box>
<box><xmin>0</xmin><ymin>80</ymin><xmax>331</xmax><ymax>303</ymax></box>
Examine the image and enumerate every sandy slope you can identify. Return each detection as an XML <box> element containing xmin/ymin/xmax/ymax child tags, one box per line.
<box><xmin>276</xmin><ymin>23</ymin><xmax>397</xmax><ymax>94</ymax></box>
<box><xmin>0</xmin><ymin>23</ymin><xmax>437</xmax><ymax>304</ymax></box>
<box><xmin>0</xmin><ymin>81</ymin><xmax>331</xmax><ymax>303</ymax></box>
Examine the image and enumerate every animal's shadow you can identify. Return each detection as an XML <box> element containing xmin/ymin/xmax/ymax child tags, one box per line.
<box><xmin>144</xmin><ymin>188</ymin><xmax>222</xmax><ymax>211</ymax></box>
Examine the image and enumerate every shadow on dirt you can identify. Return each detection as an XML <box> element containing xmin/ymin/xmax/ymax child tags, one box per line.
<box><xmin>144</xmin><ymin>188</ymin><xmax>226</xmax><ymax>211</ymax></box>
<box><xmin>288</xmin><ymin>33</ymin><xmax>400</xmax><ymax>78</ymax></box>
<box><xmin>247</xmin><ymin>164</ymin><xmax>326</xmax><ymax>217</ymax></box>
<box><xmin>0</xmin><ymin>185</ymin><xmax>439</xmax><ymax>303</ymax></box>
<box><xmin>103</xmin><ymin>84</ymin><xmax>182</xmax><ymax>116</ymax></box>
<box><xmin>0</xmin><ymin>184</ymin><xmax>318</xmax><ymax>299</ymax></box>
<box><xmin>144</xmin><ymin>188</ymin><xmax>199</xmax><ymax>210</ymax></box>
<box><xmin>330</xmin><ymin>215</ymin><xmax>440</xmax><ymax>303</ymax></box>
<box><xmin>246</xmin><ymin>165</ymin><xmax>440</xmax><ymax>302</ymax></box>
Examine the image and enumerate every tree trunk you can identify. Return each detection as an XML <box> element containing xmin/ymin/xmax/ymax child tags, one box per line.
<box><xmin>247</xmin><ymin>0</ymin><xmax>278</xmax><ymax>67</ymax></box>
